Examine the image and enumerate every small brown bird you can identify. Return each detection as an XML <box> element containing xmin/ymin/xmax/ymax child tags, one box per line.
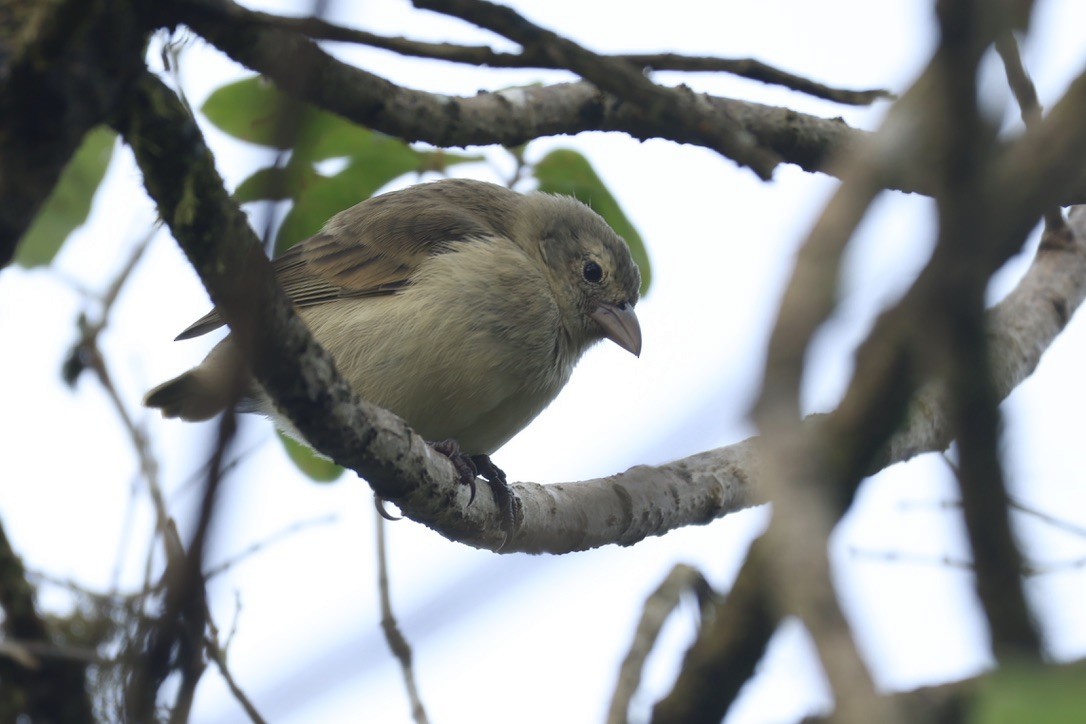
<box><xmin>145</xmin><ymin>178</ymin><xmax>642</xmax><ymax>520</ymax></box>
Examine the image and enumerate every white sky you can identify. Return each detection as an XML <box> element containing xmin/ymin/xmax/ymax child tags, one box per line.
<box><xmin>2</xmin><ymin>1</ymin><xmax>1086</xmax><ymax>723</ymax></box>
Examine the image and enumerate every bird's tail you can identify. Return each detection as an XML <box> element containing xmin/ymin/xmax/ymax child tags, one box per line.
<box><xmin>144</xmin><ymin>339</ymin><xmax>246</xmax><ymax>421</ymax></box>
<box><xmin>144</xmin><ymin>370</ymin><xmax>230</xmax><ymax>421</ymax></box>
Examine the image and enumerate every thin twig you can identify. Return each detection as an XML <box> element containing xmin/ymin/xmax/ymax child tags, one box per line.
<box><xmin>98</xmin><ymin>222</ymin><xmax>160</xmax><ymax>313</ymax></box>
<box><xmin>202</xmin><ymin>514</ymin><xmax>339</xmax><ymax>580</ymax></box>
<box><xmin>171</xmin><ymin>439</ymin><xmax>264</xmax><ymax>502</ymax></box>
<box><xmin>995</xmin><ymin>33</ymin><xmax>1065</xmax><ymax>233</ymax></box>
<box><xmin>159</xmin><ymin>28</ymin><xmax>197</xmax><ymax>116</ymax></box>
<box><xmin>245</xmin><ymin>10</ymin><xmax>891</xmax><ymax>106</ymax></box>
<box><xmin>124</xmin><ymin>412</ymin><xmax>236</xmax><ymax>722</ymax></box>
<box><xmin>849</xmin><ymin>547</ymin><xmax>976</xmax><ymax>572</ymax></box>
<box><xmin>25</xmin><ymin>568</ymin><xmax>160</xmax><ymax>604</ymax></box>
<box><xmin>900</xmin><ymin>461</ymin><xmax>1086</xmax><ymax>540</ymax></box>
<box><xmin>68</xmin><ymin>228</ymin><xmax>172</xmax><ymax>593</ymax></box>
<box><xmin>205</xmin><ymin>612</ymin><xmax>268</xmax><ymax>724</ymax></box>
<box><xmin>170</xmin><ymin>411</ymin><xmax>238</xmax><ymax>721</ymax></box>
<box><xmin>1027</xmin><ymin>558</ymin><xmax>1086</xmax><ymax>575</ymax></box>
<box><xmin>375</xmin><ymin>511</ymin><xmax>430</xmax><ymax>724</ymax></box>
<box><xmin>0</xmin><ymin>638</ymin><xmax>107</xmax><ymax>666</ymax></box>
<box><xmin>224</xmin><ymin>591</ymin><xmax>242</xmax><ymax>651</ymax></box>
<box><xmin>1009</xmin><ymin>497</ymin><xmax>1086</xmax><ymax>539</ymax></box>
<box><xmin>848</xmin><ymin>546</ymin><xmax>1086</xmax><ymax>578</ymax></box>
<box><xmin>111</xmin><ymin>473</ymin><xmax>140</xmax><ymax>592</ymax></box>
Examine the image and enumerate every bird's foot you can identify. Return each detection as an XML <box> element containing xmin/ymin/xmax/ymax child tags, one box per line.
<box><xmin>374</xmin><ymin>495</ymin><xmax>402</xmax><ymax>521</ymax></box>
<box><xmin>468</xmin><ymin>454</ymin><xmax>517</xmax><ymax>541</ymax></box>
<box><xmin>431</xmin><ymin>439</ymin><xmax>480</xmax><ymax>502</ymax></box>
<box><xmin>431</xmin><ymin>439</ymin><xmax>518</xmax><ymax>546</ymax></box>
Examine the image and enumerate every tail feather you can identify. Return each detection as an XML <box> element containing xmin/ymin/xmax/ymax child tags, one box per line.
<box><xmin>144</xmin><ymin>371</ymin><xmax>230</xmax><ymax>421</ymax></box>
<box><xmin>146</xmin><ymin>338</ymin><xmax>248</xmax><ymax>421</ymax></box>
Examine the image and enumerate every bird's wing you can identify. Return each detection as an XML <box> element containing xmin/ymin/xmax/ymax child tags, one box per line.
<box><xmin>174</xmin><ymin>181</ymin><xmax>520</xmax><ymax>340</ymax></box>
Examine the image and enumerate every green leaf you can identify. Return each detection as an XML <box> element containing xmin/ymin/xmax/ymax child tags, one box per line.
<box><xmin>278</xmin><ymin>432</ymin><xmax>344</xmax><ymax>483</ymax></box>
<box><xmin>16</xmin><ymin>127</ymin><xmax>116</xmax><ymax>268</ymax></box>
<box><xmin>274</xmin><ymin>146</ymin><xmax>467</xmax><ymax>254</ymax></box>
<box><xmin>234</xmin><ymin>164</ymin><xmax>320</xmax><ymax>204</ymax></box>
<box><xmin>301</xmin><ymin>115</ymin><xmax>419</xmax><ymax>166</ymax></box>
<box><xmin>532</xmin><ymin>149</ymin><xmax>652</xmax><ymax>296</ymax></box>
<box><xmin>275</xmin><ymin>173</ymin><xmax>363</xmax><ymax>253</ymax></box>
<box><xmin>202</xmin><ymin>76</ymin><xmax>312</xmax><ymax>150</ymax></box>
<box><xmin>206</xmin><ymin>75</ymin><xmax>485</xmax><ymax>254</ymax></box>
<box><xmin>203</xmin><ymin>76</ymin><xmax>482</xmax><ymax>167</ymax></box>
<box><xmin>973</xmin><ymin>661</ymin><xmax>1086</xmax><ymax>724</ymax></box>
<box><xmin>202</xmin><ymin>75</ymin><xmax>385</xmax><ymax>162</ymax></box>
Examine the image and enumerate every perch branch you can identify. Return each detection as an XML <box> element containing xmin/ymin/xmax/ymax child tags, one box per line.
<box><xmin>117</xmin><ymin>68</ymin><xmax>1086</xmax><ymax>555</ymax></box>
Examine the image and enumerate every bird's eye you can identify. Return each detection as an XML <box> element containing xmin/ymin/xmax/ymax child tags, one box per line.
<box><xmin>582</xmin><ymin>261</ymin><xmax>603</xmax><ymax>283</ymax></box>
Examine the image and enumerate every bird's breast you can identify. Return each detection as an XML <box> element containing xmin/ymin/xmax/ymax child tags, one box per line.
<box><xmin>298</xmin><ymin>238</ymin><xmax>574</xmax><ymax>454</ymax></box>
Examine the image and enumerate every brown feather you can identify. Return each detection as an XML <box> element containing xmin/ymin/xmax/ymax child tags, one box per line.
<box><xmin>174</xmin><ymin>179</ymin><xmax>522</xmax><ymax>340</ymax></box>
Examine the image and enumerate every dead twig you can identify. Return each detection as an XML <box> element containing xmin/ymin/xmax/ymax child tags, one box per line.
<box><xmin>376</xmin><ymin>511</ymin><xmax>430</xmax><ymax>724</ymax></box>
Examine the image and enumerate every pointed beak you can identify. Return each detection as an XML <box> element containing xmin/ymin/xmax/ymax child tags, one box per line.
<box><xmin>590</xmin><ymin>301</ymin><xmax>642</xmax><ymax>357</ymax></box>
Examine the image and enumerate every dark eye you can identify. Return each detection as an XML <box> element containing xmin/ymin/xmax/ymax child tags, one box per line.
<box><xmin>582</xmin><ymin>261</ymin><xmax>603</xmax><ymax>283</ymax></box>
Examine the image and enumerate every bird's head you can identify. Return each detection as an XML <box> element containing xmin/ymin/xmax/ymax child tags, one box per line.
<box><xmin>521</xmin><ymin>193</ymin><xmax>642</xmax><ymax>358</ymax></box>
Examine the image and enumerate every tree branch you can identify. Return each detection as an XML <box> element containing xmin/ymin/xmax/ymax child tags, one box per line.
<box><xmin>0</xmin><ymin>517</ymin><xmax>94</xmax><ymax>722</ymax></box>
<box><xmin>115</xmin><ymin>71</ymin><xmax>517</xmax><ymax>543</ymax></box>
<box><xmin>114</xmin><ymin>67</ymin><xmax>1086</xmax><ymax>557</ymax></box>
<box><xmin>0</xmin><ymin>0</ymin><xmax>147</xmax><ymax>267</ymax></box>
<box><xmin>651</xmin><ymin>552</ymin><xmax>776</xmax><ymax>724</ymax></box>
<box><xmin>163</xmin><ymin>0</ymin><xmax>1086</xmax><ymax>205</ymax></box>
<box><xmin>412</xmin><ymin>0</ymin><xmax>779</xmax><ymax>178</ymax></box>
<box><xmin>745</xmin><ymin>4</ymin><xmax>1063</xmax><ymax>714</ymax></box>
<box><xmin>376</xmin><ymin>513</ymin><xmax>430</xmax><ymax>724</ymax></box>
<box><xmin>995</xmin><ymin>33</ymin><xmax>1065</xmax><ymax>233</ymax></box>
<box><xmin>608</xmin><ymin>564</ymin><xmax>716</xmax><ymax>724</ymax></box>
<box><xmin>243</xmin><ymin>10</ymin><xmax>891</xmax><ymax>105</ymax></box>
<box><xmin>922</xmin><ymin>0</ymin><xmax>1039</xmax><ymax>657</ymax></box>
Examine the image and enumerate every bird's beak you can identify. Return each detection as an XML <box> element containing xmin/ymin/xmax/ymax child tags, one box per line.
<box><xmin>590</xmin><ymin>302</ymin><xmax>642</xmax><ymax>357</ymax></box>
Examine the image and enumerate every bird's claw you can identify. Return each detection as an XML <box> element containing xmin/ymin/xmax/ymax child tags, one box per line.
<box><xmin>469</xmin><ymin>454</ymin><xmax>517</xmax><ymax>545</ymax></box>
<box><xmin>431</xmin><ymin>438</ymin><xmax>479</xmax><ymax>504</ymax></box>
<box><xmin>431</xmin><ymin>439</ymin><xmax>519</xmax><ymax>547</ymax></box>
<box><xmin>373</xmin><ymin>495</ymin><xmax>402</xmax><ymax>521</ymax></box>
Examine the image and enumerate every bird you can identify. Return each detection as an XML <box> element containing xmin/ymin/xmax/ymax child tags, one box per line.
<box><xmin>144</xmin><ymin>178</ymin><xmax>642</xmax><ymax>531</ymax></box>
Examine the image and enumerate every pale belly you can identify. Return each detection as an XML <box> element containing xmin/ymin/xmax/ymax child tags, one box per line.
<box><xmin>267</xmin><ymin>241</ymin><xmax>580</xmax><ymax>455</ymax></box>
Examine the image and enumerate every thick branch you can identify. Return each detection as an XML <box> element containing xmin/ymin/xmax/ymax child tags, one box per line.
<box><xmin>0</xmin><ymin>0</ymin><xmax>147</xmax><ymax>267</ymax></box>
<box><xmin>745</xmin><ymin>33</ymin><xmax>979</xmax><ymax>724</ymax></box>
<box><xmin>163</xmin><ymin>0</ymin><xmax>1086</xmax><ymax>205</ymax></box>
<box><xmin>850</xmin><ymin>61</ymin><xmax>1086</xmax><ymax>474</ymax></box>
<box><xmin>747</xmin><ymin>15</ymin><xmax>1074</xmax><ymax>703</ymax></box>
<box><xmin>0</xmin><ymin>518</ymin><xmax>94</xmax><ymax>722</ymax></box>
<box><xmin>412</xmin><ymin>0</ymin><xmax>779</xmax><ymax>178</ymax></box>
<box><xmin>924</xmin><ymin>0</ymin><xmax>1040</xmax><ymax>656</ymax></box>
<box><xmin>652</xmin><ymin>549</ymin><xmax>776</xmax><ymax>724</ymax></box>
<box><xmin>114</xmin><ymin>72</ymin><xmax>483</xmax><ymax>523</ymax></box>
